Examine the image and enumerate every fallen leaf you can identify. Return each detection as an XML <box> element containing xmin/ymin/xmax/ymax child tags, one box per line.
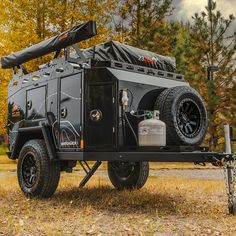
<box><xmin>19</xmin><ymin>219</ymin><xmax>24</xmax><ymax>226</ymax></box>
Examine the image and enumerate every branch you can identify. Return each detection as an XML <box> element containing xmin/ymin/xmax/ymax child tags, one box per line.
<box><xmin>214</xmin><ymin>37</ymin><xmax>235</xmax><ymax>59</ymax></box>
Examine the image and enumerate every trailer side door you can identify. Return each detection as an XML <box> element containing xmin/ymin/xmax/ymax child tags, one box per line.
<box><xmin>85</xmin><ymin>82</ymin><xmax>117</xmax><ymax>150</ymax></box>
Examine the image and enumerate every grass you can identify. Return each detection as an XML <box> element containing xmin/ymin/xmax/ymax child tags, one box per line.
<box><xmin>0</xmin><ymin>152</ymin><xmax>236</xmax><ymax>235</ymax></box>
<box><xmin>0</xmin><ymin>145</ymin><xmax>8</xmax><ymax>155</ymax></box>
<box><xmin>0</xmin><ymin>171</ymin><xmax>236</xmax><ymax>235</ymax></box>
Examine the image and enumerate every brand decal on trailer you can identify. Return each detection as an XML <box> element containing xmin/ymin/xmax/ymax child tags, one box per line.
<box><xmin>138</xmin><ymin>55</ymin><xmax>159</xmax><ymax>63</ymax></box>
<box><xmin>61</xmin><ymin>141</ymin><xmax>79</xmax><ymax>147</ymax></box>
<box><xmin>59</xmin><ymin>32</ymin><xmax>69</xmax><ymax>41</ymax></box>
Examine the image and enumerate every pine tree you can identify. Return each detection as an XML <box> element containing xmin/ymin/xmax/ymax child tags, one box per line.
<box><xmin>186</xmin><ymin>0</ymin><xmax>236</xmax><ymax>149</ymax></box>
<box><xmin>116</xmin><ymin>0</ymin><xmax>176</xmax><ymax>55</ymax></box>
<box><xmin>171</xmin><ymin>22</ymin><xmax>191</xmax><ymax>74</ymax></box>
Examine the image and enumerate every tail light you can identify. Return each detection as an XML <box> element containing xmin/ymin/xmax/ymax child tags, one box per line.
<box><xmin>80</xmin><ymin>139</ymin><xmax>84</xmax><ymax>149</ymax></box>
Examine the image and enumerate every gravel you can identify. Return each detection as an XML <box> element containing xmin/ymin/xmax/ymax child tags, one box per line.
<box><xmin>0</xmin><ymin>168</ymin><xmax>225</xmax><ymax>181</ymax></box>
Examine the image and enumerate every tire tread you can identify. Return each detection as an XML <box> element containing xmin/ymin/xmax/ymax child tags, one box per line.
<box><xmin>17</xmin><ymin>139</ymin><xmax>60</xmax><ymax>198</ymax></box>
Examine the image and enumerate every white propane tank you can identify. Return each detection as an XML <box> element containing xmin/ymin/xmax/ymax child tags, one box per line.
<box><xmin>138</xmin><ymin>110</ymin><xmax>166</xmax><ymax>146</ymax></box>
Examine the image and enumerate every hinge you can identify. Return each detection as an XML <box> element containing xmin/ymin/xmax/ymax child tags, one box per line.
<box><xmin>112</xmin><ymin>127</ymin><xmax>115</xmax><ymax>133</ymax></box>
<box><xmin>112</xmin><ymin>97</ymin><xmax>115</xmax><ymax>104</ymax></box>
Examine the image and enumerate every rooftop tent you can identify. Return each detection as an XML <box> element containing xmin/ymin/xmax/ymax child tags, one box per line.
<box><xmin>82</xmin><ymin>41</ymin><xmax>176</xmax><ymax>72</ymax></box>
<box><xmin>0</xmin><ymin>21</ymin><xmax>97</xmax><ymax>69</ymax></box>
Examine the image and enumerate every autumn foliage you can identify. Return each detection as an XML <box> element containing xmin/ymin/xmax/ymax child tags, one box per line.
<box><xmin>0</xmin><ymin>0</ymin><xmax>235</xmax><ymax>150</ymax></box>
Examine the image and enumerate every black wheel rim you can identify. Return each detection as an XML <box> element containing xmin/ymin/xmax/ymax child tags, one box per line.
<box><xmin>176</xmin><ymin>98</ymin><xmax>201</xmax><ymax>138</ymax></box>
<box><xmin>110</xmin><ymin>162</ymin><xmax>135</xmax><ymax>181</ymax></box>
<box><xmin>22</xmin><ymin>153</ymin><xmax>38</xmax><ymax>188</ymax></box>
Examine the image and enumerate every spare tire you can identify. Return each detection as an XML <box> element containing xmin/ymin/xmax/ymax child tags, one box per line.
<box><xmin>154</xmin><ymin>86</ymin><xmax>208</xmax><ymax>146</ymax></box>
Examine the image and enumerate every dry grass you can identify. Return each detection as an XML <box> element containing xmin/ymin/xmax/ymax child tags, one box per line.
<box><xmin>1</xmin><ymin>154</ymin><xmax>236</xmax><ymax>235</ymax></box>
<box><xmin>0</xmin><ymin>155</ymin><xmax>14</xmax><ymax>164</ymax></box>
<box><xmin>1</xmin><ymin>173</ymin><xmax>236</xmax><ymax>235</ymax></box>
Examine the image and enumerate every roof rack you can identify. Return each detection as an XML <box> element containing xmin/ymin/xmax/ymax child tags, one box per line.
<box><xmin>91</xmin><ymin>60</ymin><xmax>185</xmax><ymax>81</ymax></box>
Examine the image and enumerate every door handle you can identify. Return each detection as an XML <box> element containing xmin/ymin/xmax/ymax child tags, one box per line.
<box><xmin>61</xmin><ymin>107</ymin><xmax>67</xmax><ymax>118</ymax></box>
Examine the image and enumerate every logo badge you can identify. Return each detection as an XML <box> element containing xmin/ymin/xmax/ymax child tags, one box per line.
<box><xmin>90</xmin><ymin>109</ymin><xmax>102</xmax><ymax>122</ymax></box>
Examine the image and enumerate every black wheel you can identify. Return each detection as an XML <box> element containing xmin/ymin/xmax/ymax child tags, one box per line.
<box><xmin>108</xmin><ymin>161</ymin><xmax>149</xmax><ymax>190</ymax></box>
<box><xmin>17</xmin><ymin>139</ymin><xmax>60</xmax><ymax>198</ymax></box>
<box><xmin>154</xmin><ymin>86</ymin><xmax>208</xmax><ymax>146</ymax></box>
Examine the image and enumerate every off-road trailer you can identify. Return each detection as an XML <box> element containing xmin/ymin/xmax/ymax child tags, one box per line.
<box><xmin>1</xmin><ymin>21</ymin><xmax>236</xmax><ymax>214</ymax></box>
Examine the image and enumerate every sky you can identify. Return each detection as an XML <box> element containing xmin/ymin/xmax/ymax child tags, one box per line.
<box><xmin>171</xmin><ymin>0</ymin><xmax>236</xmax><ymax>22</ymax></box>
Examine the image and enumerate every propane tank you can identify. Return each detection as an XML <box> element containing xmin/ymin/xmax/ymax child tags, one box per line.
<box><xmin>138</xmin><ymin>110</ymin><xmax>166</xmax><ymax>146</ymax></box>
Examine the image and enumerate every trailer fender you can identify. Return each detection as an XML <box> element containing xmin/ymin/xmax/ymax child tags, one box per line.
<box><xmin>9</xmin><ymin>123</ymin><xmax>57</xmax><ymax>160</ymax></box>
<box><xmin>40</xmin><ymin>122</ymin><xmax>57</xmax><ymax>161</ymax></box>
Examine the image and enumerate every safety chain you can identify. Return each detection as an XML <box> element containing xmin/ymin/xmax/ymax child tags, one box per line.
<box><xmin>221</xmin><ymin>155</ymin><xmax>236</xmax><ymax>211</ymax></box>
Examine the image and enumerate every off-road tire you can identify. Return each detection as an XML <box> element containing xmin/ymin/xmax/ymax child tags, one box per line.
<box><xmin>108</xmin><ymin>161</ymin><xmax>149</xmax><ymax>190</ymax></box>
<box><xmin>154</xmin><ymin>86</ymin><xmax>208</xmax><ymax>146</ymax></box>
<box><xmin>17</xmin><ymin>139</ymin><xmax>60</xmax><ymax>198</ymax></box>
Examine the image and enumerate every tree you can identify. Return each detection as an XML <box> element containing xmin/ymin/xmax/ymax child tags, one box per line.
<box><xmin>186</xmin><ymin>0</ymin><xmax>236</xmax><ymax>149</ymax></box>
<box><xmin>171</xmin><ymin>22</ymin><xmax>191</xmax><ymax>74</ymax></box>
<box><xmin>115</xmin><ymin>0</ymin><xmax>177</xmax><ymax>56</ymax></box>
<box><xmin>0</xmin><ymin>0</ymin><xmax>118</xmax><ymax>135</ymax></box>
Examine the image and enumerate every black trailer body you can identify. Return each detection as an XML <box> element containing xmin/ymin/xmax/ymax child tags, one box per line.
<box><xmin>7</xmin><ymin>59</ymin><xmax>189</xmax><ymax>158</ymax></box>
<box><xmin>2</xmin><ymin>21</ymin><xmax>236</xmax><ymax>214</ymax></box>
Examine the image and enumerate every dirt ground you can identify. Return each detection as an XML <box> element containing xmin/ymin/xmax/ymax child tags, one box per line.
<box><xmin>0</xmin><ymin>159</ymin><xmax>236</xmax><ymax>235</ymax></box>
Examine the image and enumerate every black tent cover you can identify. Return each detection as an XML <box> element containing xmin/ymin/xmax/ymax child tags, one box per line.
<box><xmin>82</xmin><ymin>41</ymin><xmax>176</xmax><ymax>72</ymax></box>
<box><xmin>1</xmin><ymin>21</ymin><xmax>97</xmax><ymax>69</ymax></box>
<box><xmin>1</xmin><ymin>20</ymin><xmax>175</xmax><ymax>72</ymax></box>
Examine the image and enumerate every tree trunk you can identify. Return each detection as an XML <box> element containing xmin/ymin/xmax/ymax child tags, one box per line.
<box><xmin>136</xmin><ymin>0</ymin><xmax>141</xmax><ymax>47</ymax></box>
<box><xmin>36</xmin><ymin>1</ymin><xmax>42</xmax><ymax>38</ymax></box>
<box><xmin>208</xmin><ymin>107</ymin><xmax>218</xmax><ymax>150</ymax></box>
<box><xmin>61</xmin><ymin>0</ymin><xmax>67</xmax><ymax>32</ymax></box>
<box><xmin>42</xmin><ymin>1</ymin><xmax>45</xmax><ymax>39</ymax></box>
